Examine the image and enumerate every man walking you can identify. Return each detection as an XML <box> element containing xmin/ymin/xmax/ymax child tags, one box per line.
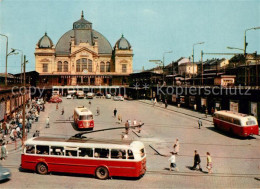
<box><xmin>168</xmin><ymin>152</ymin><xmax>179</xmax><ymax>171</ymax></box>
<box><xmin>97</xmin><ymin>107</ymin><xmax>100</xmax><ymax>116</ymax></box>
<box><xmin>113</xmin><ymin>108</ymin><xmax>117</xmax><ymax>117</ymax></box>
<box><xmin>46</xmin><ymin>117</ymin><xmax>50</xmax><ymax>128</ymax></box>
<box><xmin>1</xmin><ymin>142</ymin><xmax>7</xmax><ymax>160</ymax></box>
<box><xmin>191</xmin><ymin>150</ymin><xmax>202</xmax><ymax>171</ymax></box>
<box><xmin>61</xmin><ymin>107</ymin><xmax>64</xmax><ymax>115</ymax></box>
<box><xmin>198</xmin><ymin>118</ymin><xmax>202</xmax><ymax>129</ymax></box>
<box><xmin>125</xmin><ymin>120</ymin><xmax>130</xmax><ymax>134</ymax></box>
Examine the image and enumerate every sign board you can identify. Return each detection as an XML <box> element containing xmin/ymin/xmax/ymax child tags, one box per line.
<box><xmin>250</xmin><ymin>102</ymin><xmax>257</xmax><ymax>117</ymax></box>
<box><xmin>230</xmin><ymin>101</ymin><xmax>239</xmax><ymax>113</ymax></box>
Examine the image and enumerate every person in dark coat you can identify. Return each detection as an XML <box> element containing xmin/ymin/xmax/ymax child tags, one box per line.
<box><xmin>113</xmin><ymin>108</ymin><xmax>117</xmax><ymax>117</ymax></box>
<box><xmin>192</xmin><ymin>150</ymin><xmax>202</xmax><ymax>171</ymax></box>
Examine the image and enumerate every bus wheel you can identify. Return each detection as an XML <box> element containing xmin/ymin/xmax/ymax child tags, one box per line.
<box><xmin>96</xmin><ymin>166</ymin><xmax>109</xmax><ymax>180</ymax></box>
<box><xmin>36</xmin><ymin>163</ymin><xmax>48</xmax><ymax>175</ymax></box>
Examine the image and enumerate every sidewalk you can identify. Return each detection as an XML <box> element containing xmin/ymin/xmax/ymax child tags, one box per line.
<box><xmin>138</xmin><ymin>100</ymin><xmax>213</xmax><ymax>122</ymax></box>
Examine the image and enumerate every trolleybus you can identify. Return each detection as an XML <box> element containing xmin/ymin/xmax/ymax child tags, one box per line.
<box><xmin>213</xmin><ymin>110</ymin><xmax>259</xmax><ymax>137</ymax></box>
<box><xmin>21</xmin><ymin>137</ymin><xmax>146</xmax><ymax>179</ymax></box>
<box><xmin>74</xmin><ymin>107</ymin><xmax>94</xmax><ymax>129</ymax></box>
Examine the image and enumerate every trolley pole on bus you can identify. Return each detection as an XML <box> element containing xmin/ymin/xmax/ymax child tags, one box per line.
<box><xmin>22</xmin><ymin>55</ymin><xmax>28</xmax><ymax>147</ymax></box>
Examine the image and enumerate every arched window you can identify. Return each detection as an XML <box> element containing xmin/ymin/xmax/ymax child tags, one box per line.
<box><xmin>63</xmin><ymin>61</ymin><xmax>68</xmax><ymax>72</ymax></box>
<box><xmin>76</xmin><ymin>59</ymin><xmax>93</xmax><ymax>72</ymax></box>
<box><xmin>57</xmin><ymin>61</ymin><xmax>62</xmax><ymax>72</ymax></box>
<box><xmin>76</xmin><ymin>59</ymin><xmax>81</xmax><ymax>72</ymax></box>
<box><xmin>100</xmin><ymin>62</ymin><xmax>105</xmax><ymax>72</ymax></box>
<box><xmin>82</xmin><ymin>58</ymin><xmax>87</xmax><ymax>71</ymax></box>
<box><xmin>106</xmin><ymin>62</ymin><xmax>110</xmax><ymax>72</ymax></box>
<box><xmin>88</xmin><ymin>59</ymin><xmax>92</xmax><ymax>72</ymax></box>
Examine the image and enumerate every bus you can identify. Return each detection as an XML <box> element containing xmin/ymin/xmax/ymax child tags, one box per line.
<box><xmin>21</xmin><ymin>137</ymin><xmax>146</xmax><ymax>179</ymax></box>
<box><xmin>213</xmin><ymin>110</ymin><xmax>259</xmax><ymax>137</ymax></box>
<box><xmin>74</xmin><ymin>107</ymin><xmax>94</xmax><ymax>129</ymax></box>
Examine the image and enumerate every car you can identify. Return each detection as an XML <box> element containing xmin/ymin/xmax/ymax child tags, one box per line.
<box><xmin>66</xmin><ymin>94</ymin><xmax>72</xmax><ymax>99</ymax></box>
<box><xmin>113</xmin><ymin>95</ymin><xmax>124</xmax><ymax>101</ymax></box>
<box><xmin>106</xmin><ymin>94</ymin><xmax>111</xmax><ymax>99</ymax></box>
<box><xmin>86</xmin><ymin>92</ymin><xmax>95</xmax><ymax>99</ymax></box>
<box><xmin>0</xmin><ymin>164</ymin><xmax>11</xmax><ymax>181</ymax></box>
<box><xmin>48</xmin><ymin>97</ymin><xmax>62</xmax><ymax>103</ymax></box>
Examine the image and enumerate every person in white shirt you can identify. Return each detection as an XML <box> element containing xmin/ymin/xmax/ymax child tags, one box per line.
<box><xmin>168</xmin><ymin>152</ymin><xmax>179</xmax><ymax>171</ymax></box>
<box><xmin>133</xmin><ymin>119</ymin><xmax>137</xmax><ymax>126</ymax></box>
<box><xmin>46</xmin><ymin>117</ymin><xmax>50</xmax><ymax>128</ymax></box>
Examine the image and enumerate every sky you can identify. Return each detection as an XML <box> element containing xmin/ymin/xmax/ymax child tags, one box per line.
<box><xmin>0</xmin><ymin>0</ymin><xmax>259</xmax><ymax>73</ymax></box>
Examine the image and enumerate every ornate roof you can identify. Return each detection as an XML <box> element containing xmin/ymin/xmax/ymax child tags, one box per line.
<box><xmin>55</xmin><ymin>29</ymin><xmax>112</xmax><ymax>55</ymax></box>
<box><xmin>115</xmin><ymin>34</ymin><xmax>131</xmax><ymax>50</ymax></box>
<box><xmin>37</xmin><ymin>32</ymin><xmax>53</xmax><ymax>48</ymax></box>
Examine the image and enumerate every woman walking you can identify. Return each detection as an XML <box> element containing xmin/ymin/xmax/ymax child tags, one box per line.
<box><xmin>173</xmin><ymin>138</ymin><xmax>180</xmax><ymax>155</ymax></box>
<box><xmin>206</xmin><ymin>152</ymin><xmax>212</xmax><ymax>174</ymax></box>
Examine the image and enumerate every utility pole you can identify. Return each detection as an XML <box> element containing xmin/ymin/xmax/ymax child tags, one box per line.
<box><xmin>201</xmin><ymin>51</ymin><xmax>203</xmax><ymax>85</ymax></box>
<box><xmin>22</xmin><ymin>55</ymin><xmax>27</xmax><ymax>146</ymax></box>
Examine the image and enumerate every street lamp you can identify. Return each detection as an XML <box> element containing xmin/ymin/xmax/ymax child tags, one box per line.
<box><xmin>244</xmin><ymin>27</ymin><xmax>260</xmax><ymax>55</ymax></box>
<box><xmin>12</xmin><ymin>48</ymin><xmax>23</xmax><ymax>83</ymax></box>
<box><xmin>192</xmin><ymin>42</ymin><xmax>204</xmax><ymax>85</ymax></box>
<box><xmin>162</xmin><ymin>51</ymin><xmax>173</xmax><ymax>85</ymax></box>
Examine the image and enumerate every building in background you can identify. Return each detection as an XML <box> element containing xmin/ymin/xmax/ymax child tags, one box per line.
<box><xmin>35</xmin><ymin>11</ymin><xmax>133</xmax><ymax>86</ymax></box>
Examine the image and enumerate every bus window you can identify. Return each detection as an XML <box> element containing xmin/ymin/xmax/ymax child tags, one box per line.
<box><xmin>127</xmin><ymin>149</ymin><xmax>134</xmax><ymax>159</ymax></box>
<box><xmin>94</xmin><ymin>148</ymin><xmax>109</xmax><ymax>158</ymax></box>
<box><xmin>87</xmin><ymin>115</ymin><xmax>93</xmax><ymax>120</ymax></box>
<box><xmin>233</xmin><ymin>119</ymin><xmax>241</xmax><ymax>125</ymax></box>
<box><xmin>51</xmin><ymin>146</ymin><xmax>64</xmax><ymax>156</ymax></box>
<box><xmin>79</xmin><ymin>148</ymin><xmax>93</xmax><ymax>158</ymax></box>
<box><xmin>66</xmin><ymin>150</ymin><xmax>77</xmax><ymax>157</ymax></box>
<box><xmin>36</xmin><ymin>145</ymin><xmax>49</xmax><ymax>155</ymax></box>
<box><xmin>140</xmin><ymin>148</ymin><xmax>145</xmax><ymax>158</ymax></box>
<box><xmin>79</xmin><ymin>115</ymin><xmax>87</xmax><ymax>120</ymax></box>
<box><xmin>111</xmin><ymin>149</ymin><xmax>126</xmax><ymax>159</ymax></box>
<box><xmin>26</xmin><ymin>145</ymin><xmax>35</xmax><ymax>154</ymax></box>
<box><xmin>246</xmin><ymin>120</ymin><xmax>256</xmax><ymax>126</ymax></box>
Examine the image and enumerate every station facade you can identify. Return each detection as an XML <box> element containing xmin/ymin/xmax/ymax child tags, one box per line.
<box><xmin>35</xmin><ymin>11</ymin><xmax>133</xmax><ymax>87</ymax></box>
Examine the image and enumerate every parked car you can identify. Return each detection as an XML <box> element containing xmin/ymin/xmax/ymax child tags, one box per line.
<box><xmin>106</xmin><ymin>94</ymin><xmax>112</xmax><ymax>99</ymax></box>
<box><xmin>48</xmin><ymin>97</ymin><xmax>62</xmax><ymax>103</ymax></box>
<box><xmin>86</xmin><ymin>92</ymin><xmax>95</xmax><ymax>99</ymax></box>
<box><xmin>66</xmin><ymin>94</ymin><xmax>72</xmax><ymax>99</ymax></box>
<box><xmin>76</xmin><ymin>91</ymin><xmax>85</xmax><ymax>99</ymax></box>
<box><xmin>113</xmin><ymin>95</ymin><xmax>124</xmax><ymax>101</ymax></box>
<box><xmin>0</xmin><ymin>164</ymin><xmax>11</xmax><ymax>181</ymax></box>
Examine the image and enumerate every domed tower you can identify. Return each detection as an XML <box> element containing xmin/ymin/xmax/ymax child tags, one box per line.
<box><xmin>35</xmin><ymin>32</ymin><xmax>55</xmax><ymax>73</ymax></box>
<box><xmin>113</xmin><ymin>34</ymin><xmax>133</xmax><ymax>74</ymax></box>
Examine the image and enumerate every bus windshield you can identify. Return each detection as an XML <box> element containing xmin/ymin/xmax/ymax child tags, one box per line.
<box><xmin>79</xmin><ymin>115</ymin><xmax>93</xmax><ymax>120</ymax></box>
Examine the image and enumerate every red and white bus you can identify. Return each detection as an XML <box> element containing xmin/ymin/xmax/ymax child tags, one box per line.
<box><xmin>74</xmin><ymin>107</ymin><xmax>94</xmax><ymax>129</ymax></box>
<box><xmin>21</xmin><ymin>137</ymin><xmax>146</xmax><ymax>179</ymax></box>
<box><xmin>213</xmin><ymin>110</ymin><xmax>259</xmax><ymax>137</ymax></box>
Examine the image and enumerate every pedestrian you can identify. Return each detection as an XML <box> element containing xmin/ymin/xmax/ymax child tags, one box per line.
<box><xmin>133</xmin><ymin>119</ymin><xmax>137</xmax><ymax>126</ymax></box>
<box><xmin>33</xmin><ymin>130</ymin><xmax>40</xmax><ymax>137</ymax></box>
<box><xmin>97</xmin><ymin>107</ymin><xmax>100</xmax><ymax>116</ymax></box>
<box><xmin>205</xmin><ymin>108</ymin><xmax>208</xmax><ymax>118</ymax></box>
<box><xmin>128</xmin><ymin>119</ymin><xmax>132</xmax><ymax>127</ymax></box>
<box><xmin>42</xmin><ymin>104</ymin><xmax>45</xmax><ymax>112</ymax></box>
<box><xmin>154</xmin><ymin>98</ymin><xmax>157</xmax><ymax>106</ymax></box>
<box><xmin>173</xmin><ymin>138</ymin><xmax>180</xmax><ymax>155</ymax></box>
<box><xmin>191</xmin><ymin>150</ymin><xmax>202</xmax><ymax>171</ymax></box>
<box><xmin>211</xmin><ymin>107</ymin><xmax>215</xmax><ymax>115</ymax></box>
<box><xmin>125</xmin><ymin>120</ymin><xmax>129</xmax><ymax>134</ymax></box>
<box><xmin>118</xmin><ymin>114</ymin><xmax>122</xmax><ymax>123</ymax></box>
<box><xmin>198</xmin><ymin>118</ymin><xmax>202</xmax><ymax>129</ymax></box>
<box><xmin>89</xmin><ymin>101</ymin><xmax>91</xmax><ymax>106</ymax></box>
<box><xmin>165</xmin><ymin>99</ymin><xmax>168</xmax><ymax>109</ymax></box>
<box><xmin>61</xmin><ymin>107</ymin><xmax>64</xmax><ymax>115</ymax></box>
<box><xmin>1</xmin><ymin>142</ymin><xmax>7</xmax><ymax>160</ymax></box>
<box><xmin>206</xmin><ymin>152</ymin><xmax>212</xmax><ymax>174</ymax></box>
<box><xmin>168</xmin><ymin>152</ymin><xmax>179</xmax><ymax>171</ymax></box>
<box><xmin>2</xmin><ymin>122</ymin><xmax>7</xmax><ymax>136</ymax></box>
<box><xmin>138</xmin><ymin>120</ymin><xmax>143</xmax><ymax>133</ymax></box>
<box><xmin>46</xmin><ymin>117</ymin><xmax>50</xmax><ymax>128</ymax></box>
<box><xmin>56</xmin><ymin>103</ymin><xmax>59</xmax><ymax>110</ymax></box>
<box><xmin>114</xmin><ymin>108</ymin><xmax>117</xmax><ymax>117</ymax></box>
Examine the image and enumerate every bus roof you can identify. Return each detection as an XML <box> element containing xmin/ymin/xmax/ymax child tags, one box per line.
<box><xmin>74</xmin><ymin>107</ymin><xmax>92</xmax><ymax>115</ymax></box>
<box><xmin>25</xmin><ymin>137</ymin><xmax>144</xmax><ymax>149</ymax></box>
<box><xmin>215</xmin><ymin>110</ymin><xmax>254</xmax><ymax>120</ymax></box>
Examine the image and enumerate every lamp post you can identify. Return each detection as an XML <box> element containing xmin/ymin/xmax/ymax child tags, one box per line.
<box><xmin>12</xmin><ymin>48</ymin><xmax>23</xmax><ymax>83</ymax></box>
<box><xmin>192</xmin><ymin>42</ymin><xmax>204</xmax><ymax>85</ymax></box>
<box><xmin>244</xmin><ymin>27</ymin><xmax>260</xmax><ymax>85</ymax></box>
<box><xmin>162</xmin><ymin>51</ymin><xmax>173</xmax><ymax>85</ymax></box>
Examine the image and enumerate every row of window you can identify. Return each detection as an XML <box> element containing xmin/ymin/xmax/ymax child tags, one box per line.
<box><xmin>25</xmin><ymin>145</ymin><xmax>135</xmax><ymax>160</ymax></box>
<box><xmin>214</xmin><ymin>114</ymin><xmax>241</xmax><ymax>125</ymax></box>
<box><xmin>42</xmin><ymin>62</ymin><xmax>127</xmax><ymax>73</ymax></box>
